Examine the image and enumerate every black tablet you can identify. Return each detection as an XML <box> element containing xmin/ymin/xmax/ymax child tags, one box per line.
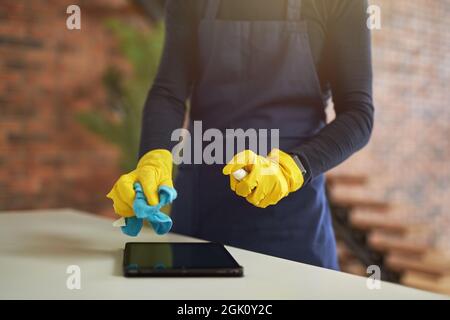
<box><xmin>123</xmin><ymin>242</ymin><xmax>243</xmax><ymax>277</ymax></box>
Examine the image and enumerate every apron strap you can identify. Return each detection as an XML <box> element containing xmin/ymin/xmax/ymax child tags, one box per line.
<box><xmin>204</xmin><ymin>0</ymin><xmax>221</xmax><ymax>20</ymax></box>
<box><xmin>286</xmin><ymin>0</ymin><xmax>302</xmax><ymax>21</ymax></box>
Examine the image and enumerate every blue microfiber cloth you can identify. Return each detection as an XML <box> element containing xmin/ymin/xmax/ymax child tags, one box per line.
<box><xmin>121</xmin><ymin>182</ymin><xmax>177</xmax><ymax>237</ymax></box>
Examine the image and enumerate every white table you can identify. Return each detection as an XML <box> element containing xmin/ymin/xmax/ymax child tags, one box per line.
<box><xmin>0</xmin><ymin>209</ymin><xmax>446</xmax><ymax>300</ymax></box>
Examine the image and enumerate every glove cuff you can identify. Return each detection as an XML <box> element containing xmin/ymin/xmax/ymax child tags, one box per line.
<box><xmin>268</xmin><ymin>149</ymin><xmax>304</xmax><ymax>192</ymax></box>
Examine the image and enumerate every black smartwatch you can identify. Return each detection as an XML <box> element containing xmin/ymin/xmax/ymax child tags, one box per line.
<box><xmin>289</xmin><ymin>153</ymin><xmax>309</xmax><ymax>182</ymax></box>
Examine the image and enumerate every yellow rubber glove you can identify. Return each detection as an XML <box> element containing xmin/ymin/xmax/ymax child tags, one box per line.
<box><xmin>223</xmin><ymin>149</ymin><xmax>304</xmax><ymax>208</ymax></box>
<box><xmin>106</xmin><ymin>149</ymin><xmax>174</xmax><ymax>217</ymax></box>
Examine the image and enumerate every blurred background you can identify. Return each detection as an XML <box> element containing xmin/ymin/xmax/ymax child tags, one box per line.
<box><xmin>0</xmin><ymin>0</ymin><xmax>449</xmax><ymax>294</ymax></box>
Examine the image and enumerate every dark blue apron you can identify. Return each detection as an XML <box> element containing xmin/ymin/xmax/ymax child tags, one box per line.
<box><xmin>171</xmin><ymin>0</ymin><xmax>339</xmax><ymax>270</ymax></box>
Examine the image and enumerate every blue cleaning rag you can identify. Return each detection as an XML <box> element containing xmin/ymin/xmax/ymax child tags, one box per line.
<box><xmin>121</xmin><ymin>182</ymin><xmax>177</xmax><ymax>237</ymax></box>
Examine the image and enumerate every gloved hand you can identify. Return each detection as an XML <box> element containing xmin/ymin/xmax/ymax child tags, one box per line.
<box><xmin>223</xmin><ymin>149</ymin><xmax>304</xmax><ymax>208</ymax></box>
<box><xmin>120</xmin><ymin>182</ymin><xmax>176</xmax><ymax>236</ymax></box>
<box><xmin>106</xmin><ymin>149</ymin><xmax>174</xmax><ymax>218</ymax></box>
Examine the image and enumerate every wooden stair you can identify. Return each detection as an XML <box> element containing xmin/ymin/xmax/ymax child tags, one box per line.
<box><xmin>327</xmin><ymin>179</ymin><xmax>390</xmax><ymax>211</ymax></box>
<box><xmin>327</xmin><ymin>173</ymin><xmax>449</xmax><ymax>296</ymax></box>
<box><xmin>402</xmin><ymin>271</ymin><xmax>450</xmax><ymax>295</ymax></box>
<box><xmin>349</xmin><ymin>212</ymin><xmax>411</xmax><ymax>233</ymax></box>
<box><xmin>386</xmin><ymin>252</ymin><xmax>450</xmax><ymax>276</ymax></box>
<box><xmin>337</xmin><ymin>241</ymin><xmax>367</xmax><ymax>276</ymax></box>
<box><xmin>326</xmin><ymin>174</ymin><xmax>368</xmax><ymax>188</ymax></box>
<box><xmin>367</xmin><ymin>231</ymin><xmax>430</xmax><ymax>255</ymax></box>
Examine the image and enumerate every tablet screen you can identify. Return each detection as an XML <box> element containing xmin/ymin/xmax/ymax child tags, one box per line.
<box><xmin>124</xmin><ymin>242</ymin><xmax>241</xmax><ymax>272</ymax></box>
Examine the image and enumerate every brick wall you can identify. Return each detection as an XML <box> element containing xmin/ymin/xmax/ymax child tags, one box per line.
<box><xmin>0</xmin><ymin>0</ymin><xmax>147</xmax><ymax>214</ymax></box>
<box><xmin>1</xmin><ymin>0</ymin><xmax>449</xmax><ymax>251</ymax></box>
<box><xmin>331</xmin><ymin>0</ymin><xmax>450</xmax><ymax>253</ymax></box>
